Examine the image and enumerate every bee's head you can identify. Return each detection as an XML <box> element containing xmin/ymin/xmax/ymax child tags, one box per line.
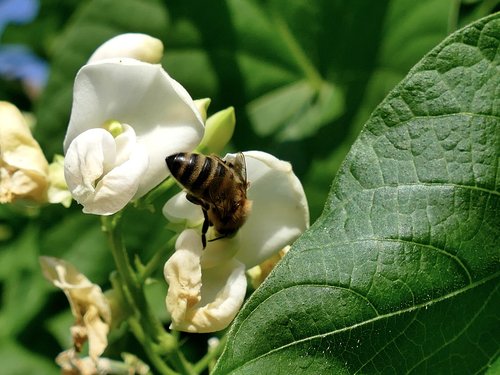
<box><xmin>211</xmin><ymin>199</ymin><xmax>252</xmax><ymax>236</ymax></box>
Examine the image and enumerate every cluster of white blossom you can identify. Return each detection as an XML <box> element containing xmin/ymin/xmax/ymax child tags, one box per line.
<box><xmin>1</xmin><ymin>33</ymin><xmax>309</xmax><ymax>367</ymax></box>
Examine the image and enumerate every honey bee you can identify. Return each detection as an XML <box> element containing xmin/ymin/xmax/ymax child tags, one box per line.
<box><xmin>166</xmin><ymin>152</ymin><xmax>252</xmax><ymax>248</ymax></box>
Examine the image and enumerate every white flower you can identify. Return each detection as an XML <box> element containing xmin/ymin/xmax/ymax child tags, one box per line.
<box><xmin>63</xmin><ymin>58</ymin><xmax>204</xmax><ymax>215</ymax></box>
<box><xmin>164</xmin><ymin>229</ymin><xmax>247</xmax><ymax>333</ymax></box>
<box><xmin>40</xmin><ymin>256</ymin><xmax>112</xmax><ymax>361</ymax></box>
<box><xmin>87</xmin><ymin>33</ymin><xmax>164</xmax><ymax>64</ymax></box>
<box><xmin>163</xmin><ymin>151</ymin><xmax>309</xmax><ymax>332</ymax></box>
<box><xmin>0</xmin><ymin>101</ymin><xmax>49</xmax><ymax>203</ymax></box>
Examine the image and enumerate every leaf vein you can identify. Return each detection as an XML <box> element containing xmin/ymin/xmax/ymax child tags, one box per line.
<box><xmin>230</xmin><ymin>272</ymin><xmax>499</xmax><ymax>373</ymax></box>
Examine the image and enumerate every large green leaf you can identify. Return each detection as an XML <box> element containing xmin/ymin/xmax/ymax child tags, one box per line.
<box><xmin>213</xmin><ymin>13</ymin><xmax>500</xmax><ymax>375</ymax></box>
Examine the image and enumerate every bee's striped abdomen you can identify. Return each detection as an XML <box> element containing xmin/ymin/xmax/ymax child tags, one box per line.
<box><xmin>166</xmin><ymin>153</ymin><xmax>227</xmax><ymax>197</ymax></box>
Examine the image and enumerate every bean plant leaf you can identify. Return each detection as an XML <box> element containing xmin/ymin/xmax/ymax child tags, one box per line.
<box><xmin>213</xmin><ymin>13</ymin><xmax>500</xmax><ymax>375</ymax></box>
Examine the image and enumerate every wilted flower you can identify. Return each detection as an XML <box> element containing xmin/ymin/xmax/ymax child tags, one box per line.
<box><xmin>163</xmin><ymin>151</ymin><xmax>309</xmax><ymax>332</ymax></box>
<box><xmin>63</xmin><ymin>35</ymin><xmax>204</xmax><ymax>215</ymax></box>
<box><xmin>56</xmin><ymin>349</ymin><xmax>110</xmax><ymax>375</ymax></box>
<box><xmin>40</xmin><ymin>256</ymin><xmax>112</xmax><ymax>361</ymax></box>
<box><xmin>0</xmin><ymin>101</ymin><xmax>49</xmax><ymax>203</ymax></box>
<box><xmin>56</xmin><ymin>349</ymin><xmax>150</xmax><ymax>375</ymax></box>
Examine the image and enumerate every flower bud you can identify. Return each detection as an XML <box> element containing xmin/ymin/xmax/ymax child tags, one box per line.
<box><xmin>198</xmin><ymin>107</ymin><xmax>235</xmax><ymax>154</ymax></box>
<box><xmin>194</xmin><ymin>98</ymin><xmax>211</xmax><ymax>123</ymax></box>
<box><xmin>88</xmin><ymin>33</ymin><xmax>164</xmax><ymax>64</ymax></box>
<box><xmin>47</xmin><ymin>155</ymin><xmax>72</xmax><ymax>207</ymax></box>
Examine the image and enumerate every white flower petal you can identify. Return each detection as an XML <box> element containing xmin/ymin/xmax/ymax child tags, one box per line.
<box><xmin>231</xmin><ymin>151</ymin><xmax>309</xmax><ymax>268</ymax></box>
<box><xmin>88</xmin><ymin>33</ymin><xmax>164</xmax><ymax>64</ymax></box>
<box><xmin>64</xmin><ymin>129</ymin><xmax>115</xmax><ymax>198</ymax></box>
<box><xmin>189</xmin><ymin>258</ymin><xmax>246</xmax><ymax>332</ymax></box>
<box><xmin>114</xmin><ymin>124</ymin><xmax>139</xmax><ymax>166</ymax></box>
<box><xmin>63</xmin><ymin>59</ymin><xmax>204</xmax><ymax>198</ymax></box>
<box><xmin>164</xmin><ymin>230</ymin><xmax>203</xmax><ymax>326</ymax></box>
<box><xmin>162</xmin><ymin>191</ymin><xmax>204</xmax><ymax>227</ymax></box>
<box><xmin>88</xmin><ymin>145</ymin><xmax>148</xmax><ymax>214</ymax></box>
<box><xmin>164</xmin><ymin>229</ymin><xmax>247</xmax><ymax>333</ymax></box>
<box><xmin>200</xmin><ymin>236</ymin><xmax>239</xmax><ymax>269</ymax></box>
<box><xmin>64</xmin><ymin>128</ymin><xmax>149</xmax><ymax>215</ymax></box>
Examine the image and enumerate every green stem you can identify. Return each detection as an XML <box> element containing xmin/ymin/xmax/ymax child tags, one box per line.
<box><xmin>193</xmin><ymin>335</ymin><xmax>227</xmax><ymax>374</ymax></box>
<box><xmin>165</xmin><ymin>350</ymin><xmax>196</xmax><ymax>375</ymax></box>
<box><xmin>144</xmin><ymin>177</ymin><xmax>177</xmax><ymax>206</ymax></box>
<box><xmin>103</xmin><ymin>214</ymin><xmax>137</xmax><ymax>291</ymax></box>
<box><xmin>138</xmin><ymin>233</ymin><xmax>178</xmax><ymax>283</ymax></box>
<box><xmin>102</xmin><ymin>214</ymin><xmax>193</xmax><ymax>375</ymax></box>
<box><xmin>128</xmin><ymin>317</ymin><xmax>178</xmax><ymax>375</ymax></box>
<box><xmin>110</xmin><ymin>266</ymin><xmax>176</xmax><ymax>375</ymax></box>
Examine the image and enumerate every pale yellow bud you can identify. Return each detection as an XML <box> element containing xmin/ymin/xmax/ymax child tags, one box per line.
<box><xmin>198</xmin><ymin>107</ymin><xmax>235</xmax><ymax>154</ymax></box>
<box><xmin>47</xmin><ymin>155</ymin><xmax>72</xmax><ymax>207</ymax></box>
<box><xmin>0</xmin><ymin>102</ymin><xmax>49</xmax><ymax>204</ymax></box>
<box><xmin>194</xmin><ymin>98</ymin><xmax>211</xmax><ymax>123</ymax></box>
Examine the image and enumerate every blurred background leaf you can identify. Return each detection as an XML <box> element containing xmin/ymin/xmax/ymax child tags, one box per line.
<box><xmin>33</xmin><ymin>0</ymin><xmax>466</xmax><ymax>220</ymax></box>
<box><xmin>0</xmin><ymin>0</ymin><xmax>498</xmax><ymax>373</ymax></box>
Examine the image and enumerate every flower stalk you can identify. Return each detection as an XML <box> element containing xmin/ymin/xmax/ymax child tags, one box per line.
<box><xmin>138</xmin><ymin>233</ymin><xmax>178</xmax><ymax>284</ymax></box>
<box><xmin>193</xmin><ymin>335</ymin><xmax>228</xmax><ymax>373</ymax></box>
<box><xmin>101</xmin><ymin>214</ymin><xmax>195</xmax><ymax>375</ymax></box>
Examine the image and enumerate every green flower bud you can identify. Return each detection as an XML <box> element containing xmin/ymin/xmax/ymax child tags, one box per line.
<box><xmin>198</xmin><ymin>107</ymin><xmax>235</xmax><ymax>154</ymax></box>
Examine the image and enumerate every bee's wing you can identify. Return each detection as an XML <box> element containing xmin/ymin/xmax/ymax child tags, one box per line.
<box><xmin>224</xmin><ymin>152</ymin><xmax>247</xmax><ymax>185</ymax></box>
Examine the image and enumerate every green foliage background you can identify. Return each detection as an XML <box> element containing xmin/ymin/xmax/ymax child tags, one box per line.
<box><xmin>0</xmin><ymin>0</ymin><xmax>498</xmax><ymax>374</ymax></box>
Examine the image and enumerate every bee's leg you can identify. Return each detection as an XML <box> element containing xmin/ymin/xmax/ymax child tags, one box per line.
<box><xmin>201</xmin><ymin>208</ymin><xmax>209</xmax><ymax>248</ymax></box>
<box><xmin>185</xmin><ymin>193</ymin><xmax>211</xmax><ymax>248</ymax></box>
<box><xmin>186</xmin><ymin>193</ymin><xmax>203</xmax><ymax>206</ymax></box>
